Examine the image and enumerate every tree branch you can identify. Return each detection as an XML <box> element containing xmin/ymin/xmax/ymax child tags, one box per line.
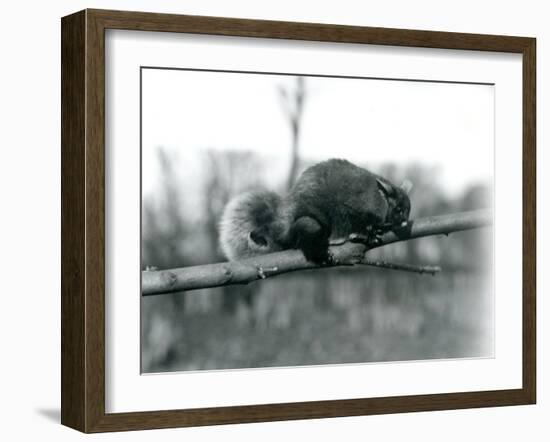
<box><xmin>359</xmin><ymin>260</ymin><xmax>441</xmax><ymax>275</ymax></box>
<box><xmin>142</xmin><ymin>209</ymin><xmax>492</xmax><ymax>296</ymax></box>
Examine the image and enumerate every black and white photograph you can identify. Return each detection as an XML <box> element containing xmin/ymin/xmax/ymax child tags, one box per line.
<box><xmin>140</xmin><ymin>68</ymin><xmax>494</xmax><ymax>374</ymax></box>
<box><xmin>1</xmin><ymin>0</ymin><xmax>543</xmax><ymax>438</ymax></box>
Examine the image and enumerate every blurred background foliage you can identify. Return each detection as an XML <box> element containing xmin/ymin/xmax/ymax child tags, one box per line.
<box><xmin>141</xmin><ymin>145</ymin><xmax>493</xmax><ymax>373</ymax></box>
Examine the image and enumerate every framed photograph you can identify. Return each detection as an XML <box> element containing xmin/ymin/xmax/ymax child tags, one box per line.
<box><xmin>61</xmin><ymin>9</ymin><xmax>536</xmax><ymax>433</ymax></box>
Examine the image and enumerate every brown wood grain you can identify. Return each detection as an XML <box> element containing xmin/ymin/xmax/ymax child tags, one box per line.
<box><xmin>61</xmin><ymin>8</ymin><xmax>537</xmax><ymax>433</ymax></box>
<box><xmin>85</xmin><ymin>9</ymin><xmax>108</xmax><ymax>433</ymax></box>
<box><xmin>522</xmin><ymin>38</ymin><xmax>536</xmax><ymax>404</ymax></box>
<box><xmin>61</xmin><ymin>10</ymin><xmax>86</xmax><ymax>432</ymax></box>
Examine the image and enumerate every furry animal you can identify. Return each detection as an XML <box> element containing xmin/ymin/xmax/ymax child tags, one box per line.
<box><xmin>219</xmin><ymin>158</ymin><xmax>412</xmax><ymax>263</ymax></box>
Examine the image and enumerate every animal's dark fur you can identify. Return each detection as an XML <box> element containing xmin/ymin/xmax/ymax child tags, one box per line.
<box><xmin>219</xmin><ymin>159</ymin><xmax>412</xmax><ymax>263</ymax></box>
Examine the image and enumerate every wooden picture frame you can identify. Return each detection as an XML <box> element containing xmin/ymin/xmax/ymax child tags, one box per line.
<box><xmin>61</xmin><ymin>8</ymin><xmax>536</xmax><ymax>433</ymax></box>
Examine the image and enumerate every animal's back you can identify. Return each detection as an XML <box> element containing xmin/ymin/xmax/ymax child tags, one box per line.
<box><xmin>289</xmin><ymin>159</ymin><xmax>387</xmax><ymax>239</ymax></box>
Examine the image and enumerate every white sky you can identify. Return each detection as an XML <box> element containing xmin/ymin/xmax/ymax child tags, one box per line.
<box><xmin>142</xmin><ymin>68</ymin><xmax>493</xmax><ymax>200</ymax></box>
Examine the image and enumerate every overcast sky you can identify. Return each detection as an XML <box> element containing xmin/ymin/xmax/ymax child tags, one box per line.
<box><xmin>142</xmin><ymin>68</ymin><xmax>494</xmax><ymax>201</ymax></box>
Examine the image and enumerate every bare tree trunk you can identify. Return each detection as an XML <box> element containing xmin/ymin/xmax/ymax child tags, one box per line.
<box><xmin>280</xmin><ymin>76</ymin><xmax>306</xmax><ymax>191</ymax></box>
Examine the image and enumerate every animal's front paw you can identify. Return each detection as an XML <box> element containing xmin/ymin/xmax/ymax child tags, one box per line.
<box><xmin>368</xmin><ymin>235</ymin><xmax>383</xmax><ymax>247</ymax></box>
<box><xmin>348</xmin><ymin>232</ymin><xmax>370</xmax><ymax>244</ymax></box>
<box><xmin>324</xmin><ymin>249</ymin><xmax>338</xmax><ymax>266</ymax></box>
<box><xmin>349</xmin><ymin>231</ymin><xmax>382</xmax><ymax>247</ymax></box>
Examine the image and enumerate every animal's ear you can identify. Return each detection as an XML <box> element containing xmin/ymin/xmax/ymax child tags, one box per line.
<box><xmin>249</xmin><ymin>229</ymin><xmax>268</xmax><ymax>248</ymax></box>
<box><xmin>376</xmin><ymin>178</ymin><xmax>394</xmax><ymax>196</ymax></box>
<box><xmin>400</xmin><ymin>179</ymin><xmax>413</xmax><ymax>194</ymax></box>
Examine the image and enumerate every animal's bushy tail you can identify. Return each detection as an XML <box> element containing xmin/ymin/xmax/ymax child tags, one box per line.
<box><xmin>218</xmin><ymin>190</ymin><xmax>284</xmax><ymax>260</ymax></box>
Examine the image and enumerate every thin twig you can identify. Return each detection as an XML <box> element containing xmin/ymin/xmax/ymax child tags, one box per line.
<box><xmin>360</xmin><ymin>259</ymin><xmax>441</xmax><ymax>275</ymax></box>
